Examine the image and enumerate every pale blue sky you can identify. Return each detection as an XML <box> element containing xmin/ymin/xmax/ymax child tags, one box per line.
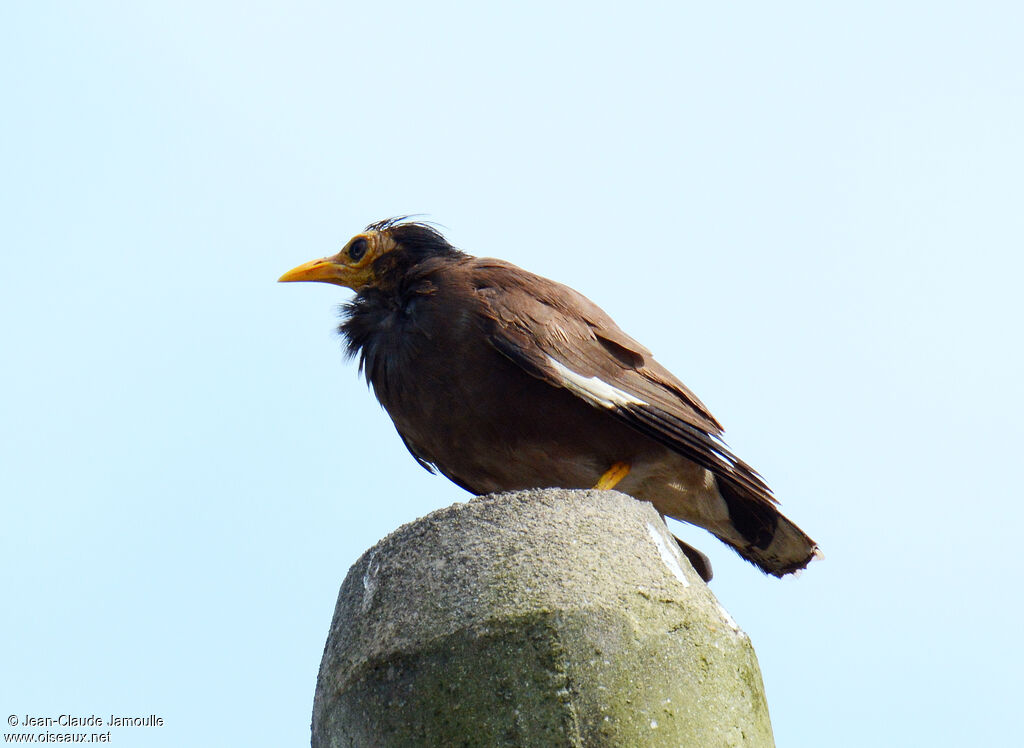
<box><xmin>2</xmin><ymin>2</ymin><xmax>1022</xmax><ymax>746</ymax></box>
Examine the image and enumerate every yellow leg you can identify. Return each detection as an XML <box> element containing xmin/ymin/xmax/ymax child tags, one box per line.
<box><xmin>594</xmin><ymin>461</ymin><xmax>631</xmax><ymax>490</ymax></box>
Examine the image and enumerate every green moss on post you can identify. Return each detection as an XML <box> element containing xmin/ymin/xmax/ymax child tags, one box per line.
<box><xmin>312</xmin><ymin>489</ymin><xmax>775</xmax><ymax>747</ymax></box>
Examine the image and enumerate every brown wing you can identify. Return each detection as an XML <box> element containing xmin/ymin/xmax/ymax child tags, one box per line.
<box><xmin>470</xmin><ymin>258</ymin><xmax>776</xmax><ymax>504</ymax></box>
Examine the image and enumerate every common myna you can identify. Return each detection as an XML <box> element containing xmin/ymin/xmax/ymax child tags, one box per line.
<box><xmin>280</xmin><ymin>218</ymin><xmax>820</xmax><ymax>580</ymax></box>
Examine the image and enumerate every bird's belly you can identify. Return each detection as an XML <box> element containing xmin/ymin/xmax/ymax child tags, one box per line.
<box><xmin>377</xmin><ymin>346</ymin><xmax>649</xmax><ymax>492</ymax></box>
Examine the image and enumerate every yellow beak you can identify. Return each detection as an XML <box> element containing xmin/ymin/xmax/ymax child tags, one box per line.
<box><xmin>278</xmin><ymin>257</ymin><xmax>351</xmax><ymax>286</ymax></box>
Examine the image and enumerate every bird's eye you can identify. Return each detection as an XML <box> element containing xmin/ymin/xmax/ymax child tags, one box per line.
<box><xmin>348</xmin><ymin>238</ymin><xmax>368</xmax><ymax>261</ymax></box>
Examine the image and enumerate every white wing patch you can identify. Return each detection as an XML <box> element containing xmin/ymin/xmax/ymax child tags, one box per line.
<box><xmin>545</xmin><ymin>356</ymin><xmax>646</xmax><ymax>409</ymax></box>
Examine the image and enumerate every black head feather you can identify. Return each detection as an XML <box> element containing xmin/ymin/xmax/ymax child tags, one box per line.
<box><xmin>360</xmin><ymin>218</ymin><xmax>466</xmax><ymax>291</ymax></box>
<box><xmin>364</xmin><ymin>215</ymin><xmax>424</xmax><ymax>232</ymax></box>
<box><xmin>367</xmin><ymin>217</ymin><xmax>462</xmax><ymax>263</ymax></box>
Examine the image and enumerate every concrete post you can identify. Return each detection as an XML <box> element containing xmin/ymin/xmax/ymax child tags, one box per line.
<box><xmin>312</xmin><ymin>489</ymin><xmax>775</xmax><ymax>747</ymax></box>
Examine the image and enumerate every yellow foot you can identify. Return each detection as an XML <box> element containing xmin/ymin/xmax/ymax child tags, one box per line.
<box><xmin>594</xmin><ymin>461</ymin><xmax>631</xmax><ymax>490</ymax></box>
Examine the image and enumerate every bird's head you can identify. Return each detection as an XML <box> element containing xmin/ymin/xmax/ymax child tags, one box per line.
<box><xmin>278</xmin><ymin>217</ymin><xmax>461</xmax><ymax>292</ymax></box>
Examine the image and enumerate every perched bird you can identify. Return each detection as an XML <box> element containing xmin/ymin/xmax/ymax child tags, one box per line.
<box><xmin>280</xmin><ymin>218</ymin><xmax>820</xmax><ymax>580</ymax></box>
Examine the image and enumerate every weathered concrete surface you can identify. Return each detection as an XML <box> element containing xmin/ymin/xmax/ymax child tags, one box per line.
<box><xmin>312</xmin><ymin>489</ymin><xmax>774</xmax><ymax>747</ymax></box>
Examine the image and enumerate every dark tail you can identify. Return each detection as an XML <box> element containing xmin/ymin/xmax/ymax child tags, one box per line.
<box><xmin>716</xmin><ymin>479</ymin><xmax>821</xmax><ymax>577</ymax></box>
